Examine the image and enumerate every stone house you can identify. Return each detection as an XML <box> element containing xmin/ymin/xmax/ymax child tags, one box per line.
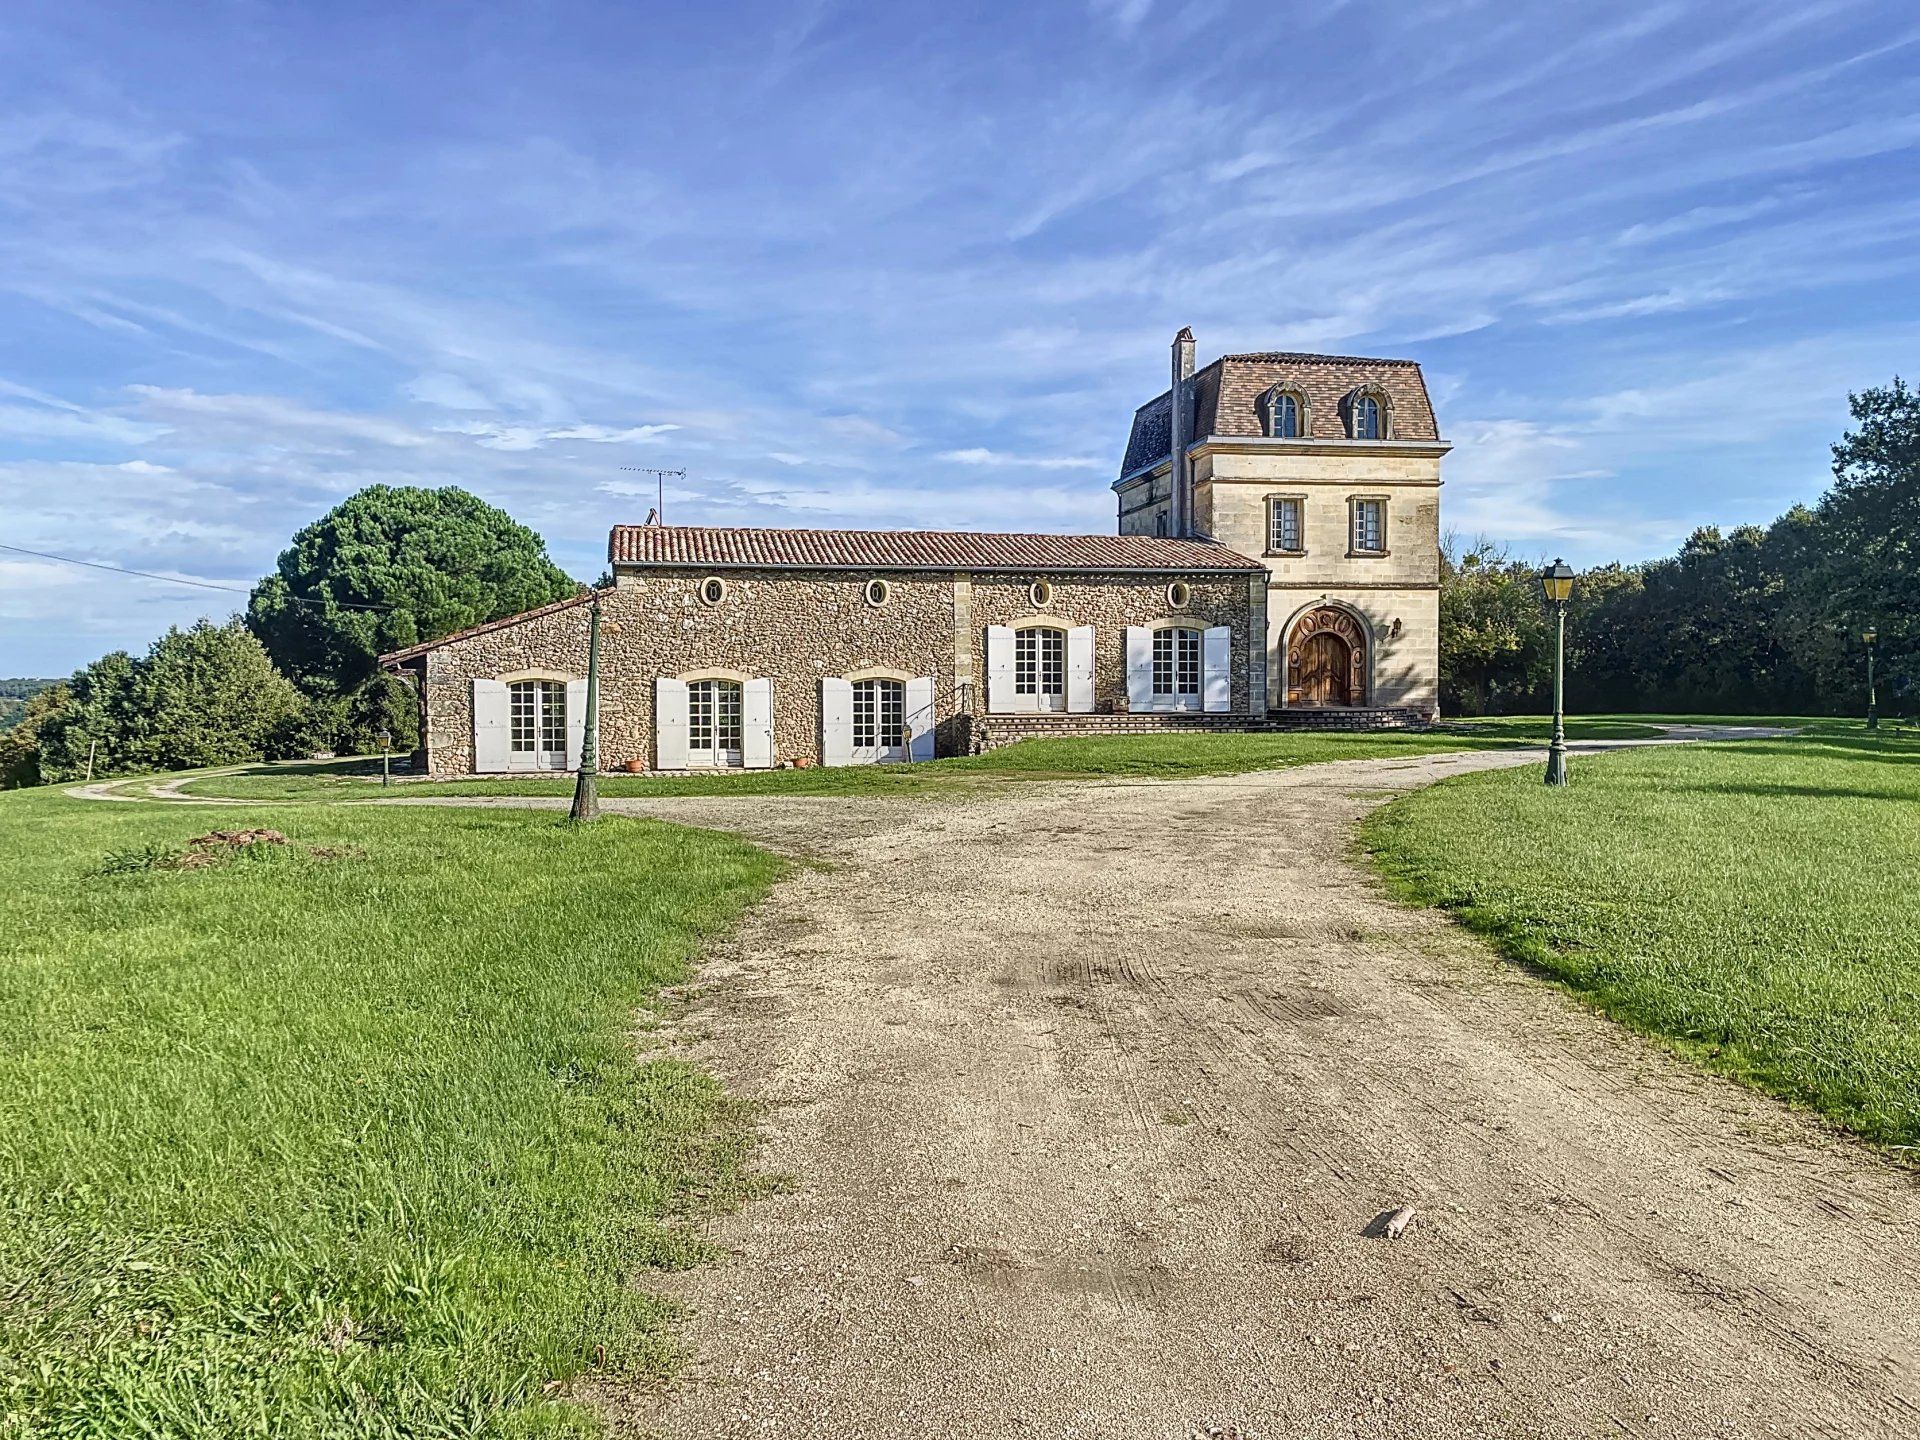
<box><xmin>1115</xmin><ymin>331</ymin><xmax>1445</xmax><ymax>713</ymax></box>
<box><xmin>385</xmin><ymin>332</ymin><xmax>1445</xmax><ymax>776</ymax></box>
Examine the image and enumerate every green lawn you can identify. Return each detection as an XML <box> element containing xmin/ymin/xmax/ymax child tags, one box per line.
<box><xmin>0</xmin><ymin>787</ymin><xmax>782</xmax><ymax>1437</ymax></box>
<box><xmin>170</xmin><ymin>714</ymin><xmax>1685</xmax><ymax>802</ymax></box>
<box><xmin>1362</xmin><ymin>721</ymin><xmax>1920</xmax><ymax>1151</ymax></box>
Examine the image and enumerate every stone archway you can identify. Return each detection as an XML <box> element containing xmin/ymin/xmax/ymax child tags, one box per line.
<box><xmin>1286</xmin><ymin>606</ymin><xmax>1368</xmax><ymax>707</ymax></box>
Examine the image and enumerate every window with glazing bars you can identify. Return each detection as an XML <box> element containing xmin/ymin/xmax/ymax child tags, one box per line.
<box><xmin>689</xmin><ymin>680</ymin><xmax>743</xmax><ymax>756</ymax></box>
<box><xmin>853</xmin><ymin>679</ymin><xmax>905</xmax><ymax>749</ymax></box>
<box><xmin>509</xmin><ymin>680</ymin><xmax>565</xmax><ymax>754</ymax></box>
<box><xmin>1015</xmin><ymin>627</ymin><xmax>1065</xmax><ymax>696</ymax></box>
<box><xmin>1352</xmin><ymin>394</ymin><xmax>1381</xmax><ymax>439</ymax></box>
<box><xmin>1152</xmin><ymin>628</ymin><xmax>1202</xmax><ymax>697</ymax></box>
<box><xmin>1269</xmin><ymin>497</ymin><xmax>1303</xmax><ymax>552</ymax></box>
<box><xmin>1272</xmin><ymin>392</ymin><xmax>1300</xmax><ymax>438</ymax></box>
<box><xmin>1352</xmin><ymin>499</ymin><xmax>1386</xmax><ymax>553</ymax></box>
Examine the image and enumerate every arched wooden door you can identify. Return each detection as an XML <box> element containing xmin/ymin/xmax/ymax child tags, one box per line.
<box><xmin>1286</xmin><ymin>606</ymin><xmax>1368</xmax><ymax>707</ymax></box>
<box><xmin>1295</xmin><ymin>632</ymin><xmax>1352</xmax><ymax>705</ymax></box>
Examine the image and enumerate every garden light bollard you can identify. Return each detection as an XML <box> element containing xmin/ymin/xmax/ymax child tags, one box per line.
<box><xmin>1540</xmin><ymin>558</ymin><xmax>1575</xmax><ymax>787</ymax></box>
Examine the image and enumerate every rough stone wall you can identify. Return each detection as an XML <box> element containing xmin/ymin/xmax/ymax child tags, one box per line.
<box><xmin>417</xmin><ymin>565</ymin><xmax>1266</xmax><ymax>775</ymax></box>
<box><xmin>966</xmin><ymin>573</ymin><xmax>1257</xmax><ymax>715</ymax></box>
<box><xmin>423</xmin><ymin>569</ymin><xmax>959</xmax><ymax>776</ymax></box>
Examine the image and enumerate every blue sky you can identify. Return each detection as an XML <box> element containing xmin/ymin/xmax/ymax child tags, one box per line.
<box><xmin>4</xmin><ymin>1</ymin><xmax>1919</xmax><ymax>674</ymax></box>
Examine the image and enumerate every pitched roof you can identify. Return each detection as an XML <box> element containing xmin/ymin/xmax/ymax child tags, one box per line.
<box><xmin>608</xmin><ymin>525</ymin><xmax>1264</xmax><ymax>572</ymax></box>
<box><xmin>378</xmin><ymin>589</ymin><xmax>597</xmax><ymax>665</ymax></box>
<box><xmin>1119</xmin><ymin>350</ymin><xmax>1441</xmax><ymax>478</ymax></box>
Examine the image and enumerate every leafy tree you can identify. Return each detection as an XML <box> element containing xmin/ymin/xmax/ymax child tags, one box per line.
<box><xmin>1815</xmin><ymin>378</ymin><xmax>1919</xmax><ymax>683</ymax></box>
<box><xmin>248</xmin><ymin>485</ymin><xmax>578</xmax><ymax>690</ymax></box>
<box><xmin>34</xmin><ymin>651</ymin><xmax>138</xmax><ymax>780</ymax></box>
<box><xmin>118</xmin><ymin>621</ymin><xmax>303</xmax><ymax>771</ymax></box>
<box><xmin>1438</xmin><ymin>538</ymin><xmax>1549</xmax><ymax>714</ymax></box>
<box><xmin>0</xmin><ymin>684</ymin><xmax>70</xmax><ymax>789</ymax></box>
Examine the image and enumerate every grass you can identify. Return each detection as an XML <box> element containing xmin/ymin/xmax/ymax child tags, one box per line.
<box><xmin>1362</xmin><ymin>719</ymin><xmax>1920</xmax><ymax>1152</ymax></box>
<box><xmin>168</xmin><ymin>714</ymin><xmax>1695</xmax><ymax>802</ymax></box>
<box><xmin>0</xmin><ymin>786</ymin><xmax>783</xmax><ymax>1437</ymax></box>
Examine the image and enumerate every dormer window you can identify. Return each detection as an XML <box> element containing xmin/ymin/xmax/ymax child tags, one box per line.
<box><xmin>1262</xmin><ymin>385</ymin><xmax>1307</xmax><ymax>439</ymax></box>
<box><xmin>1344</xmin><ymin>386</ymin><xmax>1392</xmax><ymax>440</ymax></box>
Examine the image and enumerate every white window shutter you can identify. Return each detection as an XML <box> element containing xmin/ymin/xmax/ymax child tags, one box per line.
<box><xmin>820</xmin><ymin>678</ymin><xmax>853</xmax><ymax>767</ymax></box>
<box><xmin>1203</xmin><ymin>626</ymin><xmax>1233</xmax><ymax>712</ymax></box>
<box><xmin>742</xmin><ymin>677</ymin><xmax>775</xmax><ymax>769</ymax></box>
<box><xmin>1066</xmin><ymin>626</ymin><xmax>1095</xmax><ymax>713</ymax></box>
<box><xmin>905</xmin><ymin>676</ymin><xmax>936</xmax><ymax>761</ymax></box>
<box><xmin>655</xmin><ymin>678</ymin><xmax>690</xmax><ymax>769</ymax></box>
<box><xmin>564</xmin><ymin>679</ymin><xmax>588</xmax><ymax>770</ymax></box>
<box><xmin>472</xmin><ymin>679</ymin><xmax>510</xmax><ymax>772</ymax></box>
<box><xmin>985</xmin><ymin>626</ymin><xmax>1014</xmax><ymax>713</ymax></box>
<box><xmin>1125</xmin><ymin>626</ymin><xmax>1153</xmax><ymax>712</ymax></box>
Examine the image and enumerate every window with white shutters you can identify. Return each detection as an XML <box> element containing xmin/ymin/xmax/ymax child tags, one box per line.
<box><xmin>508</xmin><ymin>680</ymin><xmax>566</xmax><ymax>763</ymax></box>
<box><xmin>688</xmin><ymin>679</ymin><xmax>744</xmax><ymax>765</ymax></box>
<box><xmin>1152</xmin><ymin>628</ymin><xmax>1202</xmax><ymax>698</ymax></box>
<box><xmin>1015</xmin><ymin>627</ymin><xmax>1065</xmax><ymax>698</ymax></box>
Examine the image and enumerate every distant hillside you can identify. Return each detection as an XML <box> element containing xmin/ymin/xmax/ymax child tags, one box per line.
<box><xmin>0</xmin><ymin>678</ymin><xmax>60</xmax><ymax>732</ymax></box>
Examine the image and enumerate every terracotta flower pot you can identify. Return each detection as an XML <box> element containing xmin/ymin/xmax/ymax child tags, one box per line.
<box><xmin>792</xmin><ymin>757</ymin><xmax>815</xmax><ymax>769</ymax></box>
<box><xmin>623</xmin><ymin>759</ymin><xmax>646</xmax><ymax>774</ymax></box>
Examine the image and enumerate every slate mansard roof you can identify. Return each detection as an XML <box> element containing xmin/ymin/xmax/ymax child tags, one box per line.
<box><xmin>608</xmin><ymin>524</ymin><xmax>1264</xmax><ymax>573</ymax></box>
<box><xmin>1118</xmin><ymin>350</ymin><xmax>1442</xmax><ymax>479</ymax></box>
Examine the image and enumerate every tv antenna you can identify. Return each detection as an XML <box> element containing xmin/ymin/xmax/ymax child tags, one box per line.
<box><xmin>618</xmin><ymin>467</ymin><xmax>685</xmax><ymax>523</ymax></box>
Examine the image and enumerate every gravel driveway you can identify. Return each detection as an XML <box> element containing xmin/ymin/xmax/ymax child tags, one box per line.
<box><xmin>564</xmin><ymin>737</ymin><xmax>1920</xmax><ymax>1440</ymax></box>
<box><xmin>72</xmin><ymin>731</ymin><xmax>1920</xmax><ymax>1436</ymax></box>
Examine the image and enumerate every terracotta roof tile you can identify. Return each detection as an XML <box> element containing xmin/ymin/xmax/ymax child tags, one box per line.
<box><xmin>608</xmin><ymin>525</ymin><xmax>1264</xmax><ymax>572</ymax></box>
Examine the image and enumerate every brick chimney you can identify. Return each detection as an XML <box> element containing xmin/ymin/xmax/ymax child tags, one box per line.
<box><xmin>1169</xmin><ymin>327</ymin><xmax>1196</xmax><ymax>536</ymax></box>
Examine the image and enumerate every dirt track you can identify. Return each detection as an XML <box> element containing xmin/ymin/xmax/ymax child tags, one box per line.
<box><xmin>573</xmin><ymin>742</ymin><xmax>1920</xmax><ymax>1440</ymax></box>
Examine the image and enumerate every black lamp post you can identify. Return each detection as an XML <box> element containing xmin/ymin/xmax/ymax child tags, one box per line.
<box><xmin>1864</xmin><ymin>627</ymin><xmax>1879</xmax><ymax>731</ymax></box>
<box><xmin>569</xmin><ymin>590</ymin><xmax>603</xmax><ymax>822</ymax></box>
<box><xmin>1540</xmin><ymin>558</ymin><xmax>1575</xmax><ymax>786</ymax></box>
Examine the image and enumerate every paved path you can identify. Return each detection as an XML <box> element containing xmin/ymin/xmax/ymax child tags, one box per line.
<box><xmin>75</xmin><ymin>729</ymin><xmax>1920</xmax><ymax>1436</ymax></box>
<box><xmin>581</xmin><ymin>734</ymin><xmax>1914</xmax><ymax>1440</ymax></box>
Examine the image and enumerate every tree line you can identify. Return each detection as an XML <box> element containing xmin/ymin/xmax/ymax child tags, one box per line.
<box><xmin>1440</xmin><ymin>379</ymin><xmax>1916</xmax><ymax>718</ymax></box>
<box><xmin>1</xmin><ymin>486</ymin><xmax>580</xmax><ymax>788</ymax></box>
<box><xmin>4</xmin><ymin>380</ymin><xmax>1914</xmax><ymax>787</ymax></box>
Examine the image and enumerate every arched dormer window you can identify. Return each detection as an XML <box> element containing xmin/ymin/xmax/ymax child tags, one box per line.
<box><xmin>1262</xmin><ymin>385</ymin><xmax>1307</xmax><ymax>439</ymax></box>
<box><xmin>1345</xmin><ymin>386</ymin><xmax>1392</xmax><ymax>440</ymax></box>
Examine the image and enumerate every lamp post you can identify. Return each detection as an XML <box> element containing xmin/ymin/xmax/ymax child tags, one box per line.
<box><xmin>569</xmin><ymin>590</ymin><xmax>603</xmax><ymax>822</ymax></box>
<box><xmin>379</xmin><ymin>729</ymin><xmax>391</xmax><ymax>788</ymax></box>
<box><xmin>1863</xmin><ymin>627</ymin><xmax>1879</xmax><ymax>731</ymax></box>
<box><xmin>1540</xmin><ymin>558</ymin><xmax>1575</xmax><ymax>786</ymax></box>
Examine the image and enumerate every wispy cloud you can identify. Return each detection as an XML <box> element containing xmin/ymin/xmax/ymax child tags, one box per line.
<box><xmin>3</xmin><ymin>0</ymin><xmax>1919</xmax><ymax>668</ymax></box>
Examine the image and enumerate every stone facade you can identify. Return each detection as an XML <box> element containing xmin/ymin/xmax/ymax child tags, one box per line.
<box><xmin>1115</xmin><ymin>339</ymin><xmax>1447</xmax><ymax>716</ymax></box>
<box><xmin>401</xmin><ymin>562</ymin><xmax>1267</xmax><ymax>777</ymax></box>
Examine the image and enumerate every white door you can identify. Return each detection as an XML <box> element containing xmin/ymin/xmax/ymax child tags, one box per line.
<box><xmin>1150</xmin><ymin>627</ymin><xmax>1204</xmax><ymax>713</ymax></box>
<box><xmin>1013</xmin><ymin>627</ymin><xmax>1066</xmax><ymax>713</ymax></box>
<box><xmin>688</xmin><ymin>678</ymin><xmax>744</xmax><ymax>768</ymax></box>
<box><xmin>508</xmin><ymin>679</ymin><xmax>569</xmax><ymax>770</ymax></box>
<box><xmin>850</xmin><ymin>678</ymin><xmax>907</xmax><ymax>764</ymax></box>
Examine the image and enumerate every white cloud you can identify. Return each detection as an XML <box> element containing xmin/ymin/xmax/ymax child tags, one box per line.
<box><xmin>436</xmin><ymin>420</ymin><xmax>680</xmax><ymax>451</ymax></box>
<box><xmin>938</xmin><ymin>447</ymin><xmax>1105</xmax><ymax>470</ymax></box>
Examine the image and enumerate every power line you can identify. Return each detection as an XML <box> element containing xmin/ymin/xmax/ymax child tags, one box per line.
<box><xmin>0</xmin><ymin>541</ymin><xmax>392</xmax><ymax>611</ymax></box>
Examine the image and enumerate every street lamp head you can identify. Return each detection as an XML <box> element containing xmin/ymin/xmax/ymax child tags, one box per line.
<box><xmin>1863</xmin><ymin>627</ymin><xmax>1878</xmax><ymax>646</ymax></box>
<box><xmin>1540</xmin><ymin>558</ymin><xmax>1576</xmax><ymax>605</ymax></box>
